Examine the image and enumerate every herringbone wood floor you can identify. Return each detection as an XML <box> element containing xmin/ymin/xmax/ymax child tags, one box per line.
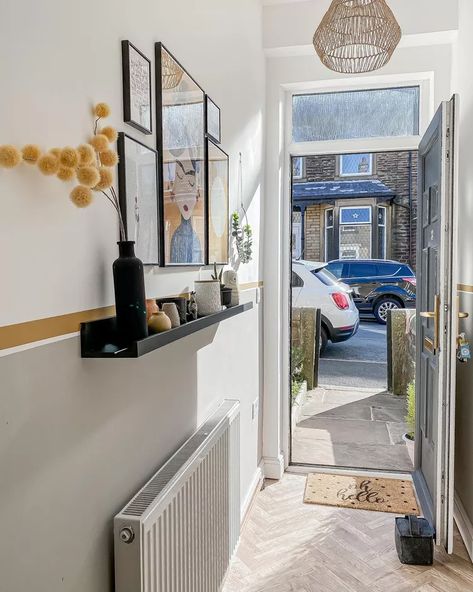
<box><xmin>223</xmin><ymin>474</ymin><xmax>473</xmax><ymax>592</ymax></box>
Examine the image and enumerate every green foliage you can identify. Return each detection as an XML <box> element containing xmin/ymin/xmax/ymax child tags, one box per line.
<box><xmin>211</xmin><ymin>262</ymin><xmax>223</xmax><ymax>284</ymax></box>
<box><xmin>406</xmin><ymin>380</ymin><xmax>416</xmax><ymax>438</ymax></box>
<box><xmin>232</xmin><ymin>211</ymin><xmax>253</xmax><ymax>264</ymax></box>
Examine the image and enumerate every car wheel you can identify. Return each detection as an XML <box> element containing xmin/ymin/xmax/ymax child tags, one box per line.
<box><xmin>374</xmin><ymin>298</ymin><xmax>401</xmax><ymax>324</ymax></box>
<box><xmin>320</xmin><ymin>326</ymin><xmax>328</xmax><ymax>354</ymax></box>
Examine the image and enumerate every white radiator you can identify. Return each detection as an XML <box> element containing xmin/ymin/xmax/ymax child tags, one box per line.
<box><xmin>114</xmin><ymin>400</ymin><xmax>240</xmax><ymax>592</ymax></box>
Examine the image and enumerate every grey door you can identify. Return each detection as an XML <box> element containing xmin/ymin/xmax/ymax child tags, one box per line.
<box><xmin>414</xmin><ymin>96</ymin><xmax>458</xmax><ymax>552</ymax></box>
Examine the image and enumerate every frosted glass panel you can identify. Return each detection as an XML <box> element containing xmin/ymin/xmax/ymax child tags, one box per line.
<box><xmin>292</xmin><ymin>87</ymin><xmax>420</xmax><ymax>143</ymax></box>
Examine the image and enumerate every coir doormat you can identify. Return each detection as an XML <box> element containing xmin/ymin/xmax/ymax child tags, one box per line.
<box><xmin>304</xmin><ymin>473</ymin><xmax>420</xmax><ymax>515</ymax></box>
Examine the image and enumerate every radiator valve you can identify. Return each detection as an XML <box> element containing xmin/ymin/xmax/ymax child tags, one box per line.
<box><xmin>119</xmin><ymin>526</ymin><xmax>135</xmax><ymax>544</ymax></box>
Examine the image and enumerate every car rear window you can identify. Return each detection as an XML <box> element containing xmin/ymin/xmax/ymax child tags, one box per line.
<box><xmin>326</xmin><ymin>261</ymin><xmax>344</xmax><ymax>278</ymax></box>
<box><xmin>311</xmin><ymin>267</ymin><xmax>340</xmax><ymax>286</ymax></box>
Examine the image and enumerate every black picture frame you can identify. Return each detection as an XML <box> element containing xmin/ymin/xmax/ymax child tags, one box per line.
<box><xmin>122</xmin><ymin>40</ymin><xmax>153</xmax><ymax>135</ymax></box>
<box><xmin>206</xmin><ymin>138</ymin><xmax>229</xmax><ymax>265</ymax></box>
<box><xmin>117</xmin><ymin>132</ymin><xmax>160</xmax><ymax>265</ymax></box>
<box><xmin>155</xmin><ymin>42</ymin><xmax>207</xmax><ymax>267</ymax></box>
<box><xmin>206</xmin><ymin>95</ymin><xmax>221</xmax><ymax>144</ymax></box>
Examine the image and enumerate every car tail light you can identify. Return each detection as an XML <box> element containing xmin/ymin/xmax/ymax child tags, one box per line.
<box><xmin>403</xmin><ymin>277</ymin><xmax>416</xmax><ymax>286</ymax></box>
<box><xmin>331</xmin><ymin>292</ymin><xmax>350</xmax><ymax>310</ymax></box>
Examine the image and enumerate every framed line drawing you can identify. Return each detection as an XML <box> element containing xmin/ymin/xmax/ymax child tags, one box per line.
<box><xmin>117</xmin><ymin>132</ymin><xmax>160</xmax><ymax>265</ymax></box>
<box><xmin>122</xmin><ymin>40</ymin><xmax>152</xmax><ymax>134</ymax></box>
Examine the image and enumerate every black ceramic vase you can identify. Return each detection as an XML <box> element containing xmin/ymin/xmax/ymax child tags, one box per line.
<box><xmin>113</xmin><ymin>241</ymin><xmax>148</xmax><ymax>343</ymax></box>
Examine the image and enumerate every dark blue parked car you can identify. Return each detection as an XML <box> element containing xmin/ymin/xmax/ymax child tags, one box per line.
<box><xmin>325</xmin><ymin>259</ymin><xmax>416</xmax><ymax>324</ymax></box>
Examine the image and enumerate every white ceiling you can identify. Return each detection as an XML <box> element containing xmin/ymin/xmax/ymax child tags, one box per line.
<box><xmin>261</xmin><ymin>0</ymin><xmax>309</xmax><ymax>5</ymax></box>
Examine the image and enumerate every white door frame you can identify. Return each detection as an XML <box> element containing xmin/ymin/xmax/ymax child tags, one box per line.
<box><xmin>273</xmin><ymin>72</ymin><xmax>435</xmax><ymax>472</ymax></box>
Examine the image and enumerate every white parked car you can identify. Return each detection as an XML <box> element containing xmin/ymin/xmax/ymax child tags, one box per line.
<box><xmin>292</xmin><ymin>260</ymin><xmax>360</xmax><ymax>352</ymax></box>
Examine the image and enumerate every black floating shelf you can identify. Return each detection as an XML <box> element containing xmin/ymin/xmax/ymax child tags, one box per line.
<box><xmin>80</xmin><ymin>302</ymin><xmax>253</xmax><ymax>358</ymax></box>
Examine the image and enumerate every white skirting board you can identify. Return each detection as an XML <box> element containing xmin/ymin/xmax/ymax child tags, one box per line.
<box><xmin>263</xmin><ymin>454</ymin><xmax>285</xmax><ymax>480</ymax></box>
<box><xmin>454</xmin><ymin>492</ymin><xmax>473</xmax><ymax>562</ymax></box>
<box><xmin>241</xmin><ymin>462</ymin><xmax>264</xmax><ymax>523</ymax></box>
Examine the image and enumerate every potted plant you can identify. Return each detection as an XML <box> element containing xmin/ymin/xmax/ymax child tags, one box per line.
<box><xmin>211</xmin><ymin>262</ymin><xmax>233</xmax><ymax>307</ymax></box>
<box><xmin>403</xmin><ymin>380</ymin><xmax>415</xmax><ymax>465</ymax></box>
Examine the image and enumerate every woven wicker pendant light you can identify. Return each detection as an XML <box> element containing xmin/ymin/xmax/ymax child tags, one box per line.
<box><xmin>313</xmin><ymin>0</ymin><xmax>402</xmax><ymax>74</ymax></box>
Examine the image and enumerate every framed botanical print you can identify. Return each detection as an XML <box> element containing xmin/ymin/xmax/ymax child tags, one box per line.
<box><xmin>206</xmin><ymin>140</ymin><xmax>229</xmax><ymax>264</ymax></box>
<box><xmin>121</xmin><ymin>40</ymin><xmax>152</xmax><ymax>134</ymax></box>
<box><xmin>117</xmin><ymin>132</ymin><xmax>160</xmax><ymax>265</ymax></box>
<box><xmin>155</xmin><ymin>43</ymin><xmax>206</xmax><ymax>266</ymax></box>
<box><xmin>206</xmin><ymin>96</ymin><xmax>221</xmax><ymax>144</ymax></box>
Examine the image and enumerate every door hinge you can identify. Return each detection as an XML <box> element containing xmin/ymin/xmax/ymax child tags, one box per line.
<box><xmin>447</xmin><ymin>127</ymin><xmax>451</xmax><ymax>138</ymax></box>
<box><xmin>441</xmin><ymin>494</ymin><xmax>445</xmax><ymax>504</ymax></box>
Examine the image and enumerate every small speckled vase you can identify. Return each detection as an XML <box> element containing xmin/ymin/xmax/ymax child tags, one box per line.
<box><xmin>162</xmin><ymin>302</ymin><xmax>181</xmax><ymax>328</ymax></box>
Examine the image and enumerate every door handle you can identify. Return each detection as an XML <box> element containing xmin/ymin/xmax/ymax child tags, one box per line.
<box><xmin>458</xmin><ymin>312</ymin><xmax>469</xmax><ymax>319</ymax></box>
<box><xmin>420</xmin><ymin>294</ymin><xmax>440</xmax><ymax>352</ymax></box>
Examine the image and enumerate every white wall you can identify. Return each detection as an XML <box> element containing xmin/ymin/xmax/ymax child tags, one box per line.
<box><xmin>0</xmin><ymin>1</ymin><xmax>265</xmax><ymax>590</ymax></box>
<box><xmin>262</xmin><ymin>2</ymin><xmax>457</xmax><ymax>470</ymax></box>
<box><xmin>452</xmin><ymin>0</ymin><xmax>473</xmax><ymax>545</ymax></box>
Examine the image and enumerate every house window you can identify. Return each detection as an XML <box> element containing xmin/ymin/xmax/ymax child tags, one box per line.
<box><xmin>339</xmin><ymin>206</ymin><xmax>372</xmax><ymax>259</ymax></box>
<box><xmin>292</xmin><ymin>157</ymin><xmax>304</xmax><ymax>180</ymax></box>
<box><xmin>292</xmin><ymin>86</ymin><xmax>420</xmax><ymax>143</ymax></box>
<box><xmin>340</xmin><ymin>154</ymin><xmax>373</xmax><ymax>177</ymax></box>
<box><xmin>378</xmin><ymin>206</ymin><xmax>387</xmax><ymax>259</ymax></box>
<box><xmin>325</xmin><ymin>208</ymin><xmax>334</xmax><ymax>261</ymax></box>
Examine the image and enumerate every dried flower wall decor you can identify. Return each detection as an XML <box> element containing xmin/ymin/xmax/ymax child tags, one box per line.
<box><xmin>0</xmin><ymin>102</ymin><xmax>126</xmax><ymax>240</ymax></box>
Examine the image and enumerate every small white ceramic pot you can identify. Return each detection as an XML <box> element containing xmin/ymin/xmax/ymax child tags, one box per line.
<box><xmin>194</xmin><ymin>280</ymin><xmax>222</xmax><ymax>316</ymax></box>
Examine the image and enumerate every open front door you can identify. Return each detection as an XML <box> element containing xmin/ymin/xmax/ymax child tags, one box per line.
<box><xmin>414</xmin><ymin>95</ymin><xmax>459</xmax><ymax>552</ymax></box>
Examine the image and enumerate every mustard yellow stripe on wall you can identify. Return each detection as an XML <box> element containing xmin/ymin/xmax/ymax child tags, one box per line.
<box><xmin>458</xmin><ymin>283</ymin><xmax>473</xmax><ymax>294</ymax></box>
<box><xmin>0</xmin><ymin>282</ymin><xmax>264</xmax><ymax>351</ymax></box>
<box><xmin>0</xmin><ymin>306</ymin><xmax>116</xmax><ymax>350</ymax></box>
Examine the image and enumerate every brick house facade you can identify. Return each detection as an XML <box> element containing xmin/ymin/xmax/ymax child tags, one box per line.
<box><xmin>292</xmin><ymin>151</ymin><xmax>418</xmax><ymax>268</ymax></box>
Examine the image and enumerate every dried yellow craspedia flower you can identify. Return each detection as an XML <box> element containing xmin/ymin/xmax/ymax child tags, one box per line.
<box><xmin>0</xmin><ymin>145</ymin><xmax>22</xmax><ymax>168</ymax></box>
<box><xmin>94</xmin><ymin>166</ymin><xmax>114</xmax><ymax>190</ymax></box>
<box><xmin>100</xmin><ymin>149</ymin><xmax>118</xmax><ymax>167</ymax></box>
<box><xmin>94</xmin><ymin>103</ymin><xmax>111</xmax><ymax>118</ymax></box>
<box><xmin>22</xmin><ymin>144</ymin><xmax>42</xmax><ymax>164</ymax></box>
<box><xmin>37</xmin><ymin>153</ymin><xmax>59</xmax><ymax>175</ymax></box>
<box><xmin>89</xmin><ymin>134</ymin><xmax>109</xmax><ymax>153</ymax></box>
<box><xmin>57</xmin><ymin>166</ymin><xmax>76</xmax><ymax>181</ymax></box>
<box><xmin>77</xmin><ymin>144</ymin><xmax>95</xmax><ymax>166</ymax></box>
<box><xmin>60</xmin><ymin>146</ymin><xmax>80</xmax><ymax>168</ymax></box>
<box><xmin>70</xmin><ymin>185</ymin><xmax>93</xmax><ymax>208</ymax></box>
<box><xmin>100</xmin><ymin>126</ymin><xmax>118</xmax><ymax>143</ymax></box>
<box><xmin>49</xmin><ymin>147</ymin><xmax>62</xmax><ymax>158</ymax></box>
<box><xmin>77</xmin><ymin>165</ymin><xmax>100</xmax><ymax>187</ymax></box>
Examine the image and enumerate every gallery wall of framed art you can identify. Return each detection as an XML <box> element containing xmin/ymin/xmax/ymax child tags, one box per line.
<box><xmin>119</xmin><ymin>39</ymin><xmax>230</xmax><ymax>268</ymax></box>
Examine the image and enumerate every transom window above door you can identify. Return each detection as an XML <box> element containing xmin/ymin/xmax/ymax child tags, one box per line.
<box><xmin>292</xmin><ymin>86</ymin><xmax>420</xmax><ymax>143</ymax></box>
<box><xmin>340</xmin><ymin>153</ymin><xmax>373</xmax><ymax>177</ymax></box>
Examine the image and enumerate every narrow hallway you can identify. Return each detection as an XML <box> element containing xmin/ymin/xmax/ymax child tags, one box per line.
<box><xmin>223</xmin><ymin>474</ymin><xmax>473</xmax><ymax>592</ymax></box>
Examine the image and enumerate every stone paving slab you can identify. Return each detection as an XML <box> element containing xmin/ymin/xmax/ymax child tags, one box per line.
<box><xmin>292</xmin><ymin>386</ymin><xmax>413</xmax><ymax>472</ymax></box>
